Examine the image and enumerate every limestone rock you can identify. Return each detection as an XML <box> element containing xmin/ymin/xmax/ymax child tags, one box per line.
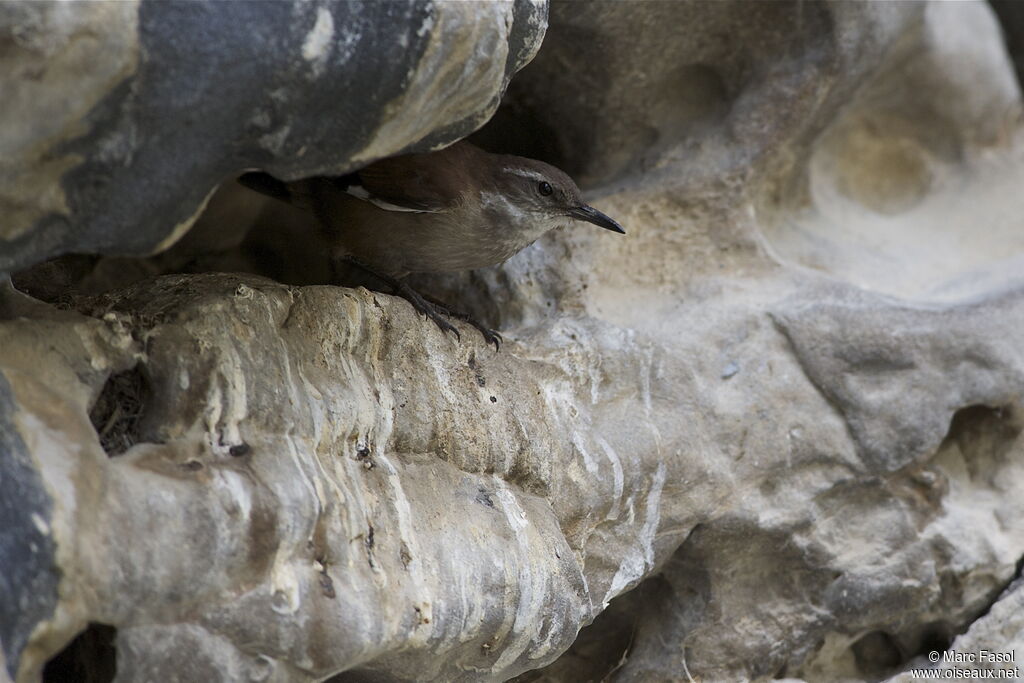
<box><xmin>478</xmin><ymin>1</ymin><xmax>923</xmax><ymax>191</ymax></box>
<box><xmin>4</xmin><ymin>1</ymin><xmax>1024</xmax><ymax>683</ymax></box>
<box><xmin>0</xmin><ymin>0</ymin><xmax>546</xmax><ymax>273</ymax></box>
<box><xmin>886</xmin><ymin>579</ymin><xmax>1024</xmax><ymax>682</ymax></box>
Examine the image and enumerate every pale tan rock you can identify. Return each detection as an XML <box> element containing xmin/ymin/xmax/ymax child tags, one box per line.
<box><xmin>4</xmin><ymin>1</ymin><xmax>1024</xmax><ymax>683</ymax></box>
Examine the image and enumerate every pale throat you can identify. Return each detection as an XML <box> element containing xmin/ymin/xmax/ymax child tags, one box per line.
<box><xmin>478</xmin><ymin>190</ymin><xmax>561</xmax><ymax>243</ymax></box>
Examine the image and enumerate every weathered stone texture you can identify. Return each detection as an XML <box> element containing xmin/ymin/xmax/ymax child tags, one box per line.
<box><xmin>0</xmin><ymin>0</ymin><xmax>546</xmax><ymax>273</ymax></box>
<box><xmin>3</xmin><ymin>1</ymin><xmax>1024</xmax><ymax>683</ymax></box>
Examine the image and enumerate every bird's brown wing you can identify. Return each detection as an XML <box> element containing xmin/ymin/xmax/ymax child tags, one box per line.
<box><xmin>354</xmin><ymin>140</ymin><xmax>478</xmax><ymax>212</ymax></box>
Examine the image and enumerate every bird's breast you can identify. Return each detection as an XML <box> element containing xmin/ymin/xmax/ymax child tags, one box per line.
<box><xmin>398</xmin><ymin>211</ymin><xmax>535</xmax><ymax>272</ymax></box>
<box><xmin>319</xmin><ymin>194</ymin><xmax>548</xmax><ymax>275</ymax></box>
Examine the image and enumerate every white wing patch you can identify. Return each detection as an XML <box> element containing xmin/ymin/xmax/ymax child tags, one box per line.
<box><xmin>345</xmin><ymin>184</ymin><xmax>433</xmax><ymax>213</ymax></box>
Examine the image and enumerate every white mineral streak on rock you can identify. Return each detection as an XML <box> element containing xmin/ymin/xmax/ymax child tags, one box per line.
<box><xmin>375</xmin><ymin>453</ymin><xmax>432</xmax><ymax>644</ymax></box>
<box><xmin>30</xmin><ymin>512</ymin><xmax>50</xmax><ymax>536</ymax></box>
<box><xmin>489</xmin><ymin>483</ymin><xmax>548</xmax><ymax>673</ymax></box>
<box><xmin>595</xmin><ymin>435</ymin><xmax>625</xmax><ymax>521</ymax></box>
<box><xmin>352</xmin><ymin>1</ymin><xmax>519</xmax><ymax>164</ymax></box>
<box><xmin>0</xmin><ymin>1</ymin><xmax>139</xmax><ymax>240</ymax></box>
<box><xmin>16</xmin><ymin>411</ymin><xmax>82</xmax><ymax>522</ymax></box>
<box><xmin>301</xmin><ymin>7</ymin><xmax>334</xmax><ymax>71</ymax></box>
<box><xmin>209</xmin><ymin>346</ymin><xmax>248</xmax><ymax>455</ymax></box>
<box><xmin>258</xmin><ymin>124</ymin><xmax>291</xmax><ymax>155</ymax></box>
<box><xmin>9</xmin><ymin>1</ymin><xmax>1024</xmax><ymax>682</ymax></box>
<box><xmin>269</xmin><ymin>558</ymin><xmax>301</xmax><ymax>616</ymax></box>
<box><xmin>154</xmin><ymin>185</ymin><xmax>220</xmax><ymax>253</ymax></box>
<box><xmin>604</xmin><ymin>461</ymin><xmax>666</xmax><ymax>606</ymax></box>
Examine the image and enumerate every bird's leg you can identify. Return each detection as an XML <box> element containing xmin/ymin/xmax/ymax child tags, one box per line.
<box><xmin>341</xmin><ymin>258</ymin><xmax>461</xmax><ymax>342</ymax></box>
<box><xmin>392</xmin><ymin>281</ymin><xmax>463</xmax><ymax>341</ymax></box>
<box><xmin>418</xmin><ymin>293</ymin><xmax>502</xmax><ymax>351</ymax></box>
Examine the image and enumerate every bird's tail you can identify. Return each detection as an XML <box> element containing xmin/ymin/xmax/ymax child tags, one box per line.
<box><xmin>237</xmin><ymin>172</ymin><xmax>315</xmax><ymax>211</ymax></box>
<box><xmin>238</xmin><ymin>171</ymin><xmax>290</xmax><ymax>201</ymax></box>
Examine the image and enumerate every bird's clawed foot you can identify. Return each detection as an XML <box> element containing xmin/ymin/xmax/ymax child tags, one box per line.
<box><xmin>421</xmin><ymin>293</ymin><xmax>502</xmax><ymax>351</ymax></box>
<box><xmin>393</xmin><ymin>284</ymin><xmax>502</xmax><ymax>351</ymax></box>
<box><xmin>393</xmin><ymin>282</ymin><xmax>462</xmax><ymax>341</ymax></box>
<box><xmin>468</xmin><ymin>322</ymin><xmax>503</xmax><ymax>352</ymax></box>
<box><xmin>342</xmin><ymin>259</ymin><xmax>501</xmax><ymax>350</ymax></box>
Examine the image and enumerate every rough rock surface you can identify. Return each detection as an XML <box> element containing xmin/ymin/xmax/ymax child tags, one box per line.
<box><xmin>4</xmin><ymin>1</ymin><xmax>1024</xmax><ymax>683</ymax></box>
<box><xmin>0</xmin><ymin>0</ymin><xmax>546</xmax><ymax>273</ymax></box>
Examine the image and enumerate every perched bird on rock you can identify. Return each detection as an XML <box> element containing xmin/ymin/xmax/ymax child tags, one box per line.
<box><xmin>239</xmin><ymin>140</ymin><xmax>625</xmax><ymax>349</ymax></box>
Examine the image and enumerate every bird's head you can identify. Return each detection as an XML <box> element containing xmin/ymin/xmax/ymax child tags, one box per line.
<box><xmin>485</xmin><ymin>157</ymin><xmax>626</xmax><ymax>237</ymax></box>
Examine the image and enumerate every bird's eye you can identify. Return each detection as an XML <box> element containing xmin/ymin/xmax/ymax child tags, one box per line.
<box><xmin>538</xmin><ymin>181</ymin><xmax>553</xmax><ymax>196</ymax></box>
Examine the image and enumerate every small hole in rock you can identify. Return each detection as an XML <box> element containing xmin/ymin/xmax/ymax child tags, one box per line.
<box><xmin>851</xmin><ymin>630</ymin><xmax>903</xmax><ymax>678</ymax></box>
<box><xmin>914</xmin><ymin>622</ymin><xmax>955</xmax><ymax>659</ymax></box>
<box><xmin>42</xmin><ymin>622</ymin><xmax>117</xmax><ymax>683</ymax></box>
<box><xmin>941</xmin><ymin>404</ymin><xmax>1021</xmax><ymax>465</ymax></box>
<box><xmin>89</xmin><ymin>366</ymin><xmax>151</xmax><ymax>456</ymax></box>
<box><xmin>10</xmin><ymin>254</ymin><xmax>100</xmax><ymax>304</ymax></box>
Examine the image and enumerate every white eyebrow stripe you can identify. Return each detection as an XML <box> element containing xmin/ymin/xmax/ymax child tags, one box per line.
<box><xmin>503</xmin><ymin>167</ymin><xmax>548</xmax><ymax>183</ymax></box>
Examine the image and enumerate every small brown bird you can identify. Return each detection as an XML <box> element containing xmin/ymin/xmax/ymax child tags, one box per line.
<box><xmin>239</xmin><ymin>140</ymin><xmax>625</xmax><ymax>349</ymax></box>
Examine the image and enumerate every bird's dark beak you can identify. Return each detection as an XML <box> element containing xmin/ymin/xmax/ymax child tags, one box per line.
<box><xmin>567</xmin><ymin>205</ymin><xmax>626</xmax><ymax>234</ymax></box>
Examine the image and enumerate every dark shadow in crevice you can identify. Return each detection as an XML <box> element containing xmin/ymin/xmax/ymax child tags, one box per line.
<box><xmin>911</xmin><ymin>621</ymin><xmax>958</xmax><ymax>662</ymax></box>
<box><xmin>850</xmin><ymin>630</ymin><xmax>908</xmax><ymax>681</ymax></box>
<box><xmin>469</xmin><ymin>100</ymin><xmax>566</xmax><ymax>173</ymax></box>
<box><xmin>899</xmin><ymin>554</ymin><xmax>1024</xmax><ymax>672</ymax></box>
<box><xmin>990</xmin><ymin>1</ymin><xmax>1024</xmax><ymax>90</ymax></box>
<box><xmin>9</xmin><ymin>255</ymin><xmax>101</xmax><ymax>305</ymax></box>
<box><xmin>939</xmin><ymin>404</ymin><xmax>1021</xmax><ymax>468</ymax></box>
<box><xmin>508</xmin><ymin>574</ymin><xmax>678</xmax><ymax>683</ymax></box>
<box><xmin>89</xmin><ymin>366</ymin><xmax>152</xmax><ymax>457</ymax></box>
<box><xmin>7</xmin><ymin>72</ymin><xmax>595</xmax><ymax>307</ymax></box>
<box><xmin>956</xmin><ymin>551</ymin><xmax>1024</xmax><ymax>631</ymax></box>
<box><xmin>893</xmin><ymin>404</ymin><xmax>1023</xmax><ymax>672</ymax></box>
<box><xmin>42</xmin><ymin>622</ymin><xmax>117</xmax><ymax>683</ymax></box>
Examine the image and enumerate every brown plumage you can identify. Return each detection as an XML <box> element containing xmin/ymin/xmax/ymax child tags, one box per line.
<box><xmin>239</xmin><ymin>140</ymin><xmax>624</xmax><ymax>349</ymax></box>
